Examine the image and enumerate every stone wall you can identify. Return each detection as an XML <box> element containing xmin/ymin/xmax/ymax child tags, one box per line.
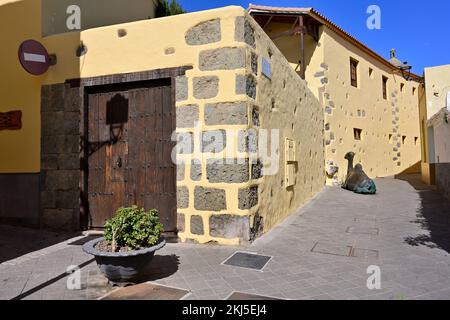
<box><xmin>178</xmin><ymin>11</ymin><xmax>325</xmax><ymax>242</ymax></box>
<box><xmin>175</xmin><ymin>13</ymin><xmax>255</xmax><ymax>245</ymax></box>
<box><xmin>40</xmin><ymin>83</ymin><xmax>82</xmax><ymax>231</ymax></box>
<box><xmin>241</xmin><ymin>14</ymin><xmax>326</xmax><ymax>233</ymax></box>
<box><xmin>176</xmin><ymin>10</ymin><xmax>322</xmax><ymax>245</ymax></box>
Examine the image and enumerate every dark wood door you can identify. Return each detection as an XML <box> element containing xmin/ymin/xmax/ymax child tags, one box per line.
<box><xmin>87</xmin><ymin>81</ymin><xmax>176</xmax><ymax>231</ymax></box>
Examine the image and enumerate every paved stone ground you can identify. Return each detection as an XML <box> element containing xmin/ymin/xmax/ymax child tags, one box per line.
<box><xmin>1</xmin><ymin>175</ymin><xmax>450</xmax><ymax>300</ymax></box>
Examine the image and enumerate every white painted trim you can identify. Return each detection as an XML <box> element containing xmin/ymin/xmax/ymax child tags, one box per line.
<box><xmin>24</xmin><ymin>53</ymin><xmax>46</xmax><ymax>63</ymax></box>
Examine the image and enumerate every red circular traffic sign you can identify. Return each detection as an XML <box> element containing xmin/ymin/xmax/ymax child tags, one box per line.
<box><xmin>18</xmin><ymin>40</ymin><xmax>50</xmax><ymax>76</ymax></box>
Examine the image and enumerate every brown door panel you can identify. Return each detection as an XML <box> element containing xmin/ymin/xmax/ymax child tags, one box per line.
<box><xmin>87</xmin><ymin>82</ymin><xmax>176</xmax><ymax>230</ymax></box>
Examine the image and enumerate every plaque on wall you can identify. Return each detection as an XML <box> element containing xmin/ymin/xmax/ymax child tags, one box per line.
<box><xmin>0</xmin><ymin>111</ymin><xmax>22</xmax><ymax>131</ymax></box>
<box><xmin>262</xmin><ymin>57</ymin><xmax>272</xmax><ymax>79</ymax></box>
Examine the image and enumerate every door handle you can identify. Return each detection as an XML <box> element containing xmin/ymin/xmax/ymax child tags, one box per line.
<box><xmin>116</xmin><ymin>157</ymin><xmax>123</xmax><ymax>168</ymax></box>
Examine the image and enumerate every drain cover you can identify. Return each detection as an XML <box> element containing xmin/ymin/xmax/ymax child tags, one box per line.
<box><xmin>222</xmin><ymin>252</ymin><xmax>272</xmax><ymax>271</ymax></box>
<box><xmin>227</xmin><ymin>292</ymin><xmax>283</xmax><ymax>300</ymax></box>
<box><xmin>311</xmin><ymin>242</ymin><xmax>352</xmax><ymax>257</ymax></box>
<box><xmin>100</xmin><ymin>283</ymin><xmax>190</xmax><ymax>300</ymax></box>
<box><xmin>346</xmin><ymin>227</ymin><xmax>379</xmax><ymax>235</ymax></box>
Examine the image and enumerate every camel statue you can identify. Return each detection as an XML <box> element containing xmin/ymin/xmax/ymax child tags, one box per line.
<box><xmin>342</xmin><ymin>152</ymin><xmax>377</xmax><ymax>194</ymax></box>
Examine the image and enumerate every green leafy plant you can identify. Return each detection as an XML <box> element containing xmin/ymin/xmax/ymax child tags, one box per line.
<box><xmin>155</xmin><ymin>0</ymin><xmax>185</xmax><ymax>17</ymax></box>
<box><xmin>104</xmin><ymin>206</ymin><xmax>164</xmax><ymax>252</ymax></box>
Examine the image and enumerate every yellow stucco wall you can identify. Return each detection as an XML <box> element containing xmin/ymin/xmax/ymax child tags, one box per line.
<box><xmin>0</xmin><ymin>0</ymin><xmax>154</xmax><ymax>173</ymax></box>
<box><xmin>0</xmin><ymin>2</ymin><xmax>243</xmax><ymax>173</ymax></box>
<box><xmin>2</xmin><ymin>3</ymin><xmax>326</xmax><ymax>243</ymax></box>
<box><xmin>53</xmin><ymin>5</ymin><xmax>256</xmax><ymax>245</ymax></box>
<box><xmin>0</xmin><ymin>0</ymin><xmax>43</xmax><ymax>173</ymax></box>
<box><xmin>424</xmin><ymin>64</ymin><xmax>450</xmax><ymax>120</ymax></box>
<box><xmin>264</xmin><ymin>22</ymin><xmax>325</xmax><ymax>99</ymax></box>
<box><xmin>320</xmin><ymin>28</ymin><xmax>422</xmax><ymax>183</ymax></box>
<box><xmin>261</xmin><ymin>19</ymin><xmax>422</xmax><ymax>184</ymax></box>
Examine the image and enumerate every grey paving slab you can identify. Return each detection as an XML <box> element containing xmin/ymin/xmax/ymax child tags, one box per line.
<box><xmin>1</xmin><ymin>175</ymin><xmax>450</xmax><ymax>300</ymax></box>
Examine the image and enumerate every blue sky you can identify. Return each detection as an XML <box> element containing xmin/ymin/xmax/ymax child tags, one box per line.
<box><xmin>177</xmin><ymin>0</ymin><xmax>450</xmax><ymax>74</ymax></box>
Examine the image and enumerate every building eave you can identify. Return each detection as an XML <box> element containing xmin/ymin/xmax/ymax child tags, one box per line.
<box><xmin>248</xmin><ymin>4</ymin><xmax>423</xmax><ymax>82</ymax></box>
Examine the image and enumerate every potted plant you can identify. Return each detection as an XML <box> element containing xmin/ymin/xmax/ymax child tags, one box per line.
<box><xmin>82</xmin><ymin>206</ymin><xmax>165</xmax><ymax>284</ymax></box>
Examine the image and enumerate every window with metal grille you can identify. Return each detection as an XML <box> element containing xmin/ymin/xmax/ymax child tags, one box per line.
<box><xmin>350</xmin><ymin>58</ymin><xmax>359</xmax><ymax>87</ymax></box>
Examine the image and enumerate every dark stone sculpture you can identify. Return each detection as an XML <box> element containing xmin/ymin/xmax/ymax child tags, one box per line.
<box><xmin>342</xmin><ymin>152</ymin><xmax>377</xmax><ymax>194</ymax></box>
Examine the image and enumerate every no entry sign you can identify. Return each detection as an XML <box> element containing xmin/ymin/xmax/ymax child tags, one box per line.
<box><xmin>18</xmin><ymin>40</ymin><xmax>50</xmax><ymax>76</ymax></box>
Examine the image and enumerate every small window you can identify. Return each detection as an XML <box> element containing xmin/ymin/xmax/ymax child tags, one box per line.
<box><xmin>350</xmin><ymin>58</ymin><xmax>359</xmax><ymax>88</ymax></box>
<box><xmin>354</xmin><ymin>128</ymin><xmax>362</xmax><ymax>140</ymax></box>
<box><xmin>402</xmin><ymin>136</ymin><xmax>407</xmax><ymax>144</ymax></box>
<box><xmin>414</xmin><ymin>137</ymin><xmax>418</xmax><ymax>145</ymax></box>
<box><xmin>382</xmin><ymin>76</ymin><xmax>388</xmax><ymax>100</ymax></box>
<box><xmin>369</xmin><ymin>68</ymin><xmax>374</xmax><ymax>78</ymax></box>
<box><xmin>388</xmin><ymin>134</ymin><xmax>393</xmax><ymax>144</ymax></box>
<box><xmin>412</xmin><ymin>87</ymin><xmax>416</xmax><ymax>95</ymax></box>
<box><xmin>400</xmin><ymin>83</ymin><xmax>405</xmax><ymax>92</ymax></box>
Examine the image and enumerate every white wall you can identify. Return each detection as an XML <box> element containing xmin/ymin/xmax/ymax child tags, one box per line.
<box><xmin>429</xmin><ymin>109</ymin><xmax>450</xmax><ymax>164</ymax></box>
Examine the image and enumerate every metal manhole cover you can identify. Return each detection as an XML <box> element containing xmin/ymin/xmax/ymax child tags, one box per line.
<box><xmin>350</xmin><ymin>248</ymin><xmax>379</xmax><ymax>259</ymax></box>
<box><xmin>100</xmin><ymin>282</ymin><xmax>190</xmax><ymax>300</ymax></box>
<box><xmin>226</xmin><ymin>292</ymin><xmax>283</xmax><ymax>300</ymax></box>
<box><xmin>346</xmin><ymin>227</ymin><xmax>379</xmax><ymax>235</ymax></box>
<box><xmin>222</xmin><ymin>252</ymin><xmax>272</xmax><ymax>271</ymax></box>
<box><xmin>311</xmin><ymin>242</ymin><xmax>352</xmax><ymax>257</ymax></box>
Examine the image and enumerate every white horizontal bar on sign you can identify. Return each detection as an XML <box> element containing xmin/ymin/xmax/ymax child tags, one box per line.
<box><xmin>24</xmin><ymin>53</ymin><xmax>46</xmax><ymax>63</ymax></box>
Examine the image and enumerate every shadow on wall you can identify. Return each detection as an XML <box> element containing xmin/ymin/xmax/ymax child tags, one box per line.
<box><xmin>397</xmin><ymin>161</ymin><xmax>422</xmax><ymax>175</ymax></box>
<box><xmin>397</xmin><ymin>174</ymin><xmax>450</xmax><ymax>254</ymax></box>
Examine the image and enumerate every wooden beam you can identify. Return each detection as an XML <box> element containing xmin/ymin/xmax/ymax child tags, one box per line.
<box><xmin>299</xmin><ymin>15</ymin><xmax>306</xmax><ymax>80</ymax></box>
<box><xmin>262</xmin><ymin>15</ymin><xmax>273</xmax><ymax>30</ymax></box>
<box><xmin>269</xmin><ymin>16</ymin><xmax>300</xmax><ymax>40</ymax></box>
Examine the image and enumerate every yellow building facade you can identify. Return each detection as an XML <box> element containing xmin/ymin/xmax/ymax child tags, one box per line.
<box><xmin>0</xmin><ymin>1</ymin><xmax>325</xmax><ymax>244</ymax></box>
<box><xmin>249</xmin><ymin>5</ymin><xmax>423</xmax><ymax>185</ymax></box>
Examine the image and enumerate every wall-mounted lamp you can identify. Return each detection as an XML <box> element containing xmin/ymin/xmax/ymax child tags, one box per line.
<box><xmin>399</xmin><ymin>64</ymin><xmax>413</xmax><ymax>81</ymax></box>
<box><xmin>76</xmin><ymin>42</ymin><xmax>88</xmax><ymax>57</ymax></box>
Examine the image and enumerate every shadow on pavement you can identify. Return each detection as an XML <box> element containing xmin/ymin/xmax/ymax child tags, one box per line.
<box><xmin>0</xmin><ymin>224</ymin><xmax>81</xmax><ymax>264</ymax></box>
<box><xmin>396</xmin><ymin>174</ymin><xmax>450</xmax><ymax>253</ymax></box>
<box><xmin>139</xmin><ymin>254</ymin><xmax>180</xmax><ymax>282</ymax></box>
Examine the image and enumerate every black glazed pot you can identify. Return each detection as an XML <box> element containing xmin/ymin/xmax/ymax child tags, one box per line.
<box><xmin>82</xmin><ymin>237</ymin><xmax>166</xmax><ymax>284</ymax></box>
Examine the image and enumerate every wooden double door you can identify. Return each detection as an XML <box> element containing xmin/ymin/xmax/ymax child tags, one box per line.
<box><xmin>87</xmin><ymin>80</ymin><xmax>176</xmax><ymax>231</ymax></box>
